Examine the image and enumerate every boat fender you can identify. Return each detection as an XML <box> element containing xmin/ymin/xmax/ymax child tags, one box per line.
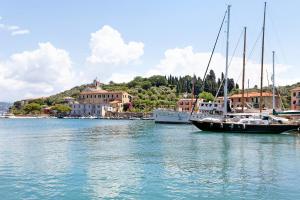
<box><xmin>243</xmin><ymin>124</ymin><xmax>246</xmax><ymax>130</ymax></box>
<box><xmin>210</xmin><ymin>122</ymin><xmax>213</xmax><ymax>127</ymax></box>
<box><xmin>220</xmin><ymin>123</ymin><xmax>223</xmax><ymax>128</ymax></box>
<box><xmin>230</xmin><ymin>124</ymin><xmax>234</xmax><ymax>129</ymax></box>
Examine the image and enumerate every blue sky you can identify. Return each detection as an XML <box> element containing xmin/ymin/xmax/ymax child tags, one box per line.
<box><xmin>0</xmin><ymin>0</ymin><xmax>299</xmax><ymax>101</ymax></box>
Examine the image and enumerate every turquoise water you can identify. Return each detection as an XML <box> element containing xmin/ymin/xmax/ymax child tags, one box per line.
<box><xmin>0</xmin><ymin>119</ymin><xmax>300</xmax><ymax>199</ymax></box>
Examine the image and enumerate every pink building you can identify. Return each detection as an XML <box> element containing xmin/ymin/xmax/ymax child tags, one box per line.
<box><xmin>291</xmin><ymin>87</ymin><xmax>300</xmax><ymax>110</ymax></box>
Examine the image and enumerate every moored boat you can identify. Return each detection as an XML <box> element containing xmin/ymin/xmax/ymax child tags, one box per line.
<box><xmin>154</xmin><ymin>101</ymin><xmax>224</xmax><ymax>124</ymax></box>
<box><xmin>191</xmin><ymin>115</ymin><xmax>300</xmax><ymax>133</ymax></box>
<box><xmin>191</xmin><ymin>3</ymin><xmax>300</xmax><ymax>134</ymax></box>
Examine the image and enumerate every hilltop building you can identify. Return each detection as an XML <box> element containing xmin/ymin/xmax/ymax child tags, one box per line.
<box><xmin>70</xmin><ymin>79</ymin><xmax>130</xmax><ymax>117</ymax></box>
<box><xmin>291</xmin><ymin>87</ymin><xmax>300</xmax><ymax>110</ymax></box>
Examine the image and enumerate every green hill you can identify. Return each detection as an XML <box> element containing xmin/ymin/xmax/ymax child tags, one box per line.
<box><xmin>11</xmin><ymin>72</ymin><xmax>297</xmax><ymax>115</ymax></box>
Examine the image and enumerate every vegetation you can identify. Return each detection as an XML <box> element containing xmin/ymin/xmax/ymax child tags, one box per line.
<box><xmin>52</xmin><ymin>104</ymin><xmax>72</xmax><ymax>117</ymax></box>
<box><xmin>24</xmin><ymin>103</ymin><xmax>42</xmax><ymax>114</ymax></box>
<box><xmin>12</xmin><ymin>71</ymin><xmax>299</xmax><ymax>114</ymax></box>
<box><xmin>199</xmin><ymin>91</ymin><xmax>215</xmax><ymax>102</ymax></box>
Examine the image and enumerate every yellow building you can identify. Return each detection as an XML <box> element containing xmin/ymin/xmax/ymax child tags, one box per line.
<box><xmin>230</xmin><ymin>91</ymin><xmax>280</xmax><ymax>109</ymax></box>
<box><xmin>70</xmin><ymin>79</ymin><xmax>130</xmax><ymax>116</ymax></box>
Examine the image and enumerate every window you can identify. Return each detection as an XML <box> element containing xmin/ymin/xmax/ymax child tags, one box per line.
<box><xmin>293</xmin><ymin>92</ymin><xmax>296</xmax><ymax>97</ymax></box>
<box><xmin>94</xmin><ymin>95</ymin><xmax>96</xmax><ymax>98</ymax></box>
<box><xmin>293</xmin><ymin>101</ymin><xmax>296</xmax><ymax>104</ymax></box>
<box><xmin>238</xmin><ymin>98</ymin><xmax>241</xmax><ymax>102</ymax></box>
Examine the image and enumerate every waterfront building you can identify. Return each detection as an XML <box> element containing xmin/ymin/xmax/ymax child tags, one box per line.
<box><xmin>177</xmin><ymin>98</ymin><xmax>195</xmax><ymax>112</ymax></box>
<box><xmin>70</xmin><ymin>79</ymin><xmax>130</xmax><ymax>117</ymax></box>
<box><xmin>291</xmin><ymin>87</ymin><xmax>300</xmax><ymax>110</ymax></box>
<box><xmin>230</xmin><ymin>91</ymin><xmax>280</xmax><ymax>109</ymax></box>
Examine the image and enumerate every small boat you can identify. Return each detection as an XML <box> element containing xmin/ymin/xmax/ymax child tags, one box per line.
<box><xmin>154</xmin><ymin>101</ymin><xmax>224</xmax><ymax>124</ymax></box>
<box><xmin>129</xmin><ymin>117</ymin><xmax>141</xmax><ymax>120</ymax></box>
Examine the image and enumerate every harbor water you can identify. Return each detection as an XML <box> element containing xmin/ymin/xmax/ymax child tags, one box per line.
<box><xmin>0</xmin><ymin>119</ymin><xmax>300</xmax><ymax>199</ymax></box>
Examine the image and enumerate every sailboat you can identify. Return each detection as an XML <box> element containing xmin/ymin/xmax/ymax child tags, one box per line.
<box><xmin>154</xmin><ymin>9</ymin><xmax>228</xmax><ymax>124</ymax></box>
<box><xmin>190</xmin><ymin>3</ymin><xmax>300</xmax><ymax>133</ymax></box>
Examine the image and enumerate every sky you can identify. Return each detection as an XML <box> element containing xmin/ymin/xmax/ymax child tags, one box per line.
<box><xmin>0</xmin><ymin>0</ymin><xmax>299</xmax><ymax>101</ymax></box>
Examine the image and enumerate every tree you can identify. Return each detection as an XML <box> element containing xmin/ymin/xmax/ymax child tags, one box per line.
<box><xmin>227</xmin><ymin>78</ymin><xmax>235</xmax><ymax>93</ymax></box>
<box><xmin>199</xmin><ymin>91</ymin><xmax>214</xmax><ymax>102</ymax></box>
<box><xmin>24</xmin><ymin>103</ymin><xmax>42</xmax><ymax>114</ymax></box>
<box><xmin>204</xmin><ymin>70</ymin><xmax>217</xmax><ymax>95</ymax></box>
<box><xmin>52</xmin><ymin>104</ymin><xmax>71</xmax><ymax>116</ymax></box>
<box><xmin>148</xmin><ymin>75</ymin><xmax>167</xmax><ymax>87</ymax></box>
<box><xmin>141</xmin><ymin>81</ymin><xmax>152</xmax><ymax>90</ymax></box>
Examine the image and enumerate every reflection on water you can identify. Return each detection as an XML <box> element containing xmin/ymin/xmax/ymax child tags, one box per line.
<box><xmin>0</xmin><ymin>119</ymin><xmax>300</xmax><ymax>199</ymax></box>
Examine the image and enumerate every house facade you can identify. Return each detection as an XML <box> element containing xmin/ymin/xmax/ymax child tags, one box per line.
<box><xmin>230</xmin><ymin>91</ymin><xmax>280</xmax><ymax>109</ymax></box>
<box><xmin>291</xmin><ymin>87</ymin><xmax>300</xmax><ymax>110</ymax></box>
<box><xmin>70</xmin><ymin>79</ymin><xmax>130</xmax><ymax>117</ymax></box>
<box><xmin>177</xmin><ymin>99</ymin><xmax>195</xmax><ymax>112</ymax></box>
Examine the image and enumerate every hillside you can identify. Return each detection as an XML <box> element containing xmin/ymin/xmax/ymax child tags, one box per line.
<box><xmin>10</xmin><ymin>71</ymin><xmax>298</xmax><ymax>114</ymax></box>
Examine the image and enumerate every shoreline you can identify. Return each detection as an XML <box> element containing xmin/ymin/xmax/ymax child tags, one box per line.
<box><xmin>0</xmin><ymin>115</ymin><xmax>154</xmax><ymax>120</ymax></box>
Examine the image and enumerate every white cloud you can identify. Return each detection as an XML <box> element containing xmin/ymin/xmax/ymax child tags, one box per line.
<box><xmin>86</xmin><ymin>25</ymin><xmax>144</xmax><ymax>65</ymax></box>
<box><xmin>147</xmin><ymin>46</ymin><xmax>296</xmax><ymax>88</ymax></box>
<box><xmin>0</xmin><ymin>17</ymin><xmax>30</xmax><ymax>36</ymax></box>
<box><xmin>11</xmin><ymin>29</ymin><xmax>30</xmax><ymax>36</ymax></box>
<box><xmin>0</xmin><ymin>42</ymin><xmax>74</xmax><ymax>101</ymax></box>
<box><xmin>108</xmin><ymin>72</ymin><xmax>138</xmax><ymax>83</ymax></box>
<box><xmin>7</xmin><ymin>25</ymin><xmax>19</xmax><ymax>31</ymax></box>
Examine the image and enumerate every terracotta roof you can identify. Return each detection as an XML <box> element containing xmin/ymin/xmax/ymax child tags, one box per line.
<box><xmin>80</xmin><ymin>90</ymin><xmax>128</xmax><ymax>94</ymax></box>
<box><xmin>80</xmin><ymin>90</ymin><xmax>108</xmax><ymax>94</ymax></box>
<box><xmin>291</xmin><ymin>87</ymin><xmax>300</xmax><ymax>91</ymax></box>
<box><xmin>230</xmin><ymin>92</ymin><xmax>276</xmax><ymax>98</ymax></box>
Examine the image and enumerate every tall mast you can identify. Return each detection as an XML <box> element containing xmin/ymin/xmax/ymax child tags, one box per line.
<box><xmin>259</xmin><ymin>2</ymin><xmax>267</xmax><ymax>114</ymax></box>
<box><xmin>242</xmin><ymin>27</ymin><xmax>247</xmax><ymax>112</ymax></box>
<box><xmin>191</xmin><ymin>77</ymin><xmax>195</xmax><ymax>112</ymax></box>
<box><xmin>223</xmin><ymin>5</ymin><xmax>231</xmax><ymax>116</ymax></box>
<box><xmin>272</xmin><ymin>51</ymin><xmax>275</xmax><ymax>111</ymax></box>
